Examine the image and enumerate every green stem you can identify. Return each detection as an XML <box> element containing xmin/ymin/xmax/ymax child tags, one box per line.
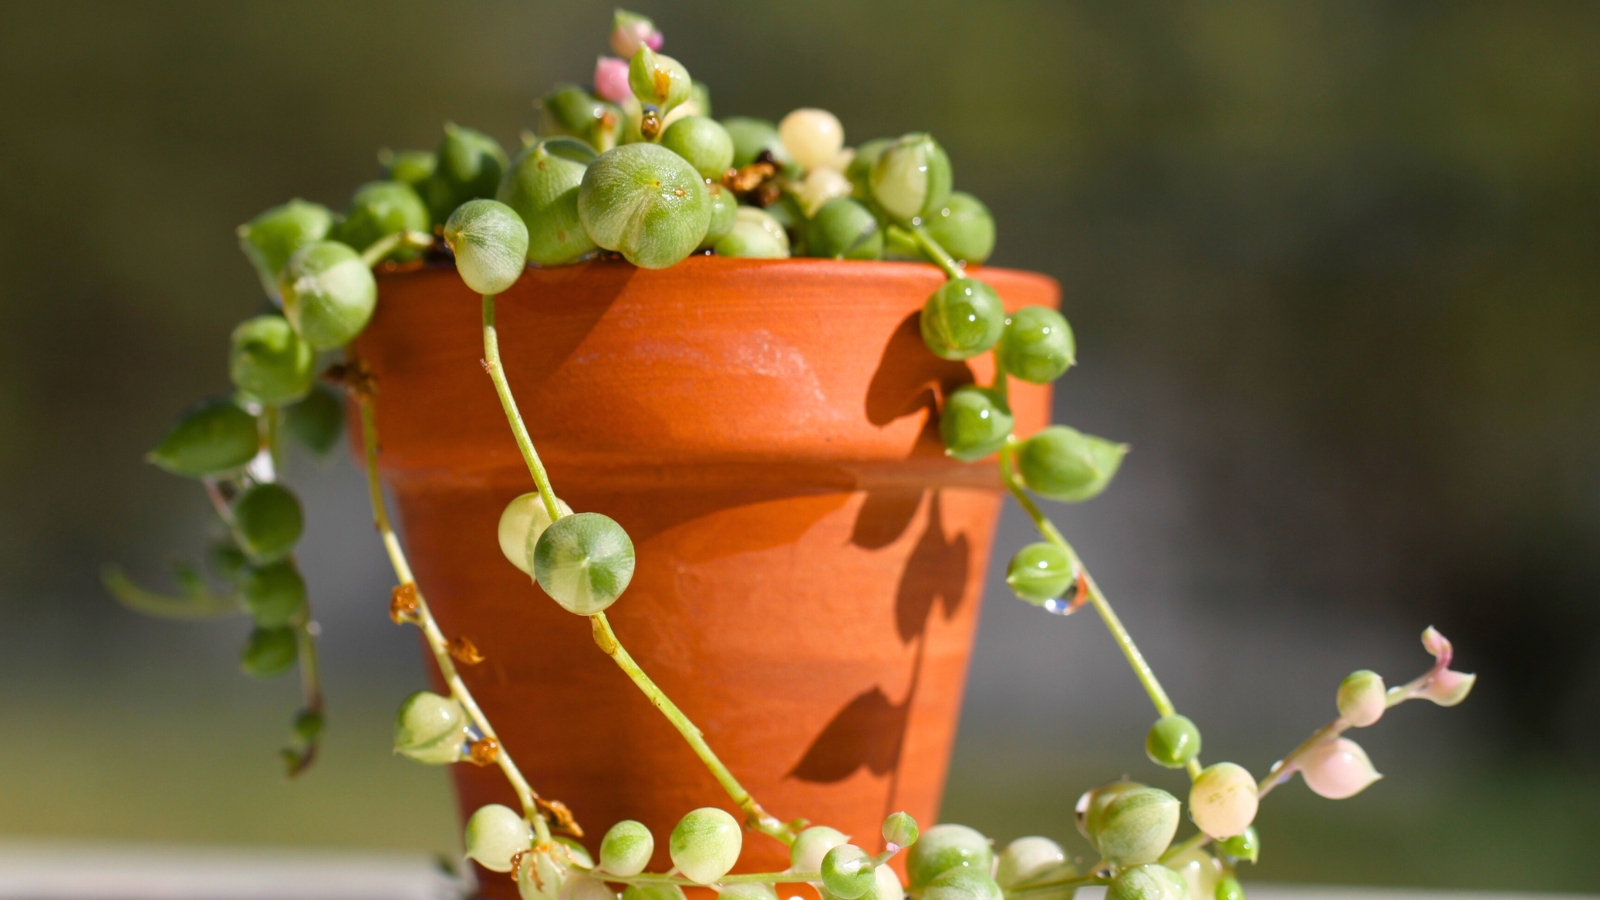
<box><xmin>590</xmin><ymin>612</ymin><xmax>795</xmax><ymax>844</ymax></box>
<box><xmin>997</xmin><ymin>441</ymin><xmax>1191</xmax><ymax>750</ymax></box>
<box><xmin>358</xmin><ymin>230</ymin><xmax>431</xmax><ymax>269</ymax></box>
<box><xmin>479</xmin><ymin>293</ymin><xmax>794</xmax><ymax>844</ymax></box>
<box><xmin>1004</xmin><ymin>874</ymin><xmax>1112</xmax><ymax>897</ymax></box>
<box><xmin>357</xmin><ymin>394</ymin><xmax>559</xmax><ymax>846</ymax></box>
<box><xmin>910</xmin><ymin>226</ymin><xmax>964</xmax><ymax>280</ymax></box>
<box><xmin>482</xmin><ymin>294</ymin><xmax>563</xmax><ymax>523</ymax></box>
<box><xmin>599</xmin><ymin>871</ymin><xmax>819</xmax><ymax>887</ymax></box>
<box><xmin>263</xmin><ymin>404</ymin><xmax>284</xmax><ymax>474</ymax></box>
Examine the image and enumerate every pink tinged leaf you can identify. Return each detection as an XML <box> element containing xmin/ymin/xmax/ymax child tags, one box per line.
<box><xmin>1423</xmin><ymin>669</ymin><xmax>1476</xmax><ymax>707</ymax></box>
<box><xmin>1300</xmin><ymin>738</ymin><xmax>1383</xmax><ymax>799</ymax></box>
<box><xmin>1421</xmin><ymin>626</ymin><xmax>1452</xmax><ymax>663</ymax></box>
<box><xmin>611</xmin><ymin>21</ymin><xmax>658</xmax><ymax>59</ymax></box>
<box><xmin>594</xmin><ymin>57</ymin><xmax>633</xmax><ymax>104</ymax></box>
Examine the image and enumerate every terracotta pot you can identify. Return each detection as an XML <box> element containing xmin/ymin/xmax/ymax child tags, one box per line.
<box><xmin>354</xmin><ymin>257</ymin><xmax>1057</xmax><ymax>897</ymax></box>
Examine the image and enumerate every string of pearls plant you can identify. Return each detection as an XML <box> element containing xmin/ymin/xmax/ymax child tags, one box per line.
<box><xmin>109</xmin><ymin>11</ymin><xmax>1476</xmax><ymax>900</ymax></box>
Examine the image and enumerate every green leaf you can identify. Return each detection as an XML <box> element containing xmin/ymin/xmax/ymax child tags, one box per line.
<box><xmin>102</xmin><ymin>563</ymin><xmax>244</xmax><ymax>620</ymax></box>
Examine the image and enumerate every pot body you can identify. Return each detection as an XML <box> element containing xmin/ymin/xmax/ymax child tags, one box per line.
<box><xmin>354</xmin><ymin>258</ymin><xmax>1057</xmax><ymax>894</ymax></box>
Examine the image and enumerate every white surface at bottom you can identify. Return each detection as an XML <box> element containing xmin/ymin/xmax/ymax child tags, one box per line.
<box><xmin>0</xmin><ymin>843</ymin><xmax>1590</xmax><ymax>900</ymax></box>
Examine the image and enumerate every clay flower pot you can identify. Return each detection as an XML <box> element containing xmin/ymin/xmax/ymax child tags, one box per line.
<box><xmin>354</xmin><ymin>257</ymin><xmax>1057</xmax><ymax>894</ymax></box>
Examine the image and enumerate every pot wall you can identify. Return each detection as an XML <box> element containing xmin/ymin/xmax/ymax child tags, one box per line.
<box><xmin>354</xmin><ymin>258</ymin><xmax>1058</xmax><ymax>895</ymax></box>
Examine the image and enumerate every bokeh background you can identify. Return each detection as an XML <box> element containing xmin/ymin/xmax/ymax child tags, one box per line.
<box><xmin>1</xmin><ymin>0</ymin><xmax>1595</xmax><ymax>890</ymax></box>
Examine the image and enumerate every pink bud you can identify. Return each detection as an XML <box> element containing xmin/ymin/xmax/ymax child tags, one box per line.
<box><xmin>610</xmin><ymin>11</ymin><xmax>662</xmax><ymax>59</ymax></box>
<box><xmin>1299</xmin><ymin>738</ymin><xmax>1382</xmax><ymax>799</ymax></box>
<box><xmin>593</xmin><ymin>57</ymin><xmax>632</xmax><ymax>104</ymax></box>
<box><xmin>1421</xmin><ymin>626</ymin><xmax>1452</xmax><ymax>663</ymax></box>
<box><xmin>1421</xmin><ymin>668</ymin><xmax>1476</xmax><ymax>707</ymax></box>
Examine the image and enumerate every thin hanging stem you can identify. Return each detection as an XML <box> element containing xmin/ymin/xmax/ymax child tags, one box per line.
<box><xmin>589</xmin><ymin>612</ymin><xmax>793</xmax><ymax>842</ymax></box>
<box><xmin>479</xmin><ymin>292</ymin><xmax>796</xmax><ymax>845</ymax></box>
<box><xmin>356</xmin><ymin>393</ymin><xmax>561</xmax><ymax>846</ymax></box>
<box><xmin>911</xmin><ymin>226</ymin><xmax>965</xmax><ymax>280</ymax></box>
<box><xmin>997</xmin><ymin>441</ymin><xmax>1202</xmax><ymax>779</ymax></box>
<box><xmin>481</xmin><ymin>294</ymin><xmax>562</xmax><ymax>523</ymax></box>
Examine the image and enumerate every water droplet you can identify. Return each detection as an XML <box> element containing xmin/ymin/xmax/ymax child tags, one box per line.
<box><xmin>1041</xmin><ymin>597</ymin><xmax>1078</xmax><ymax>616</ymax></box>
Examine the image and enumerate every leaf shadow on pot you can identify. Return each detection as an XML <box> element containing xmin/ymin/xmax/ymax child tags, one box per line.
<box><xmin>788</xmin><ymin>492</ymin><xmax>969</xmax><ymax>801</ymax></box>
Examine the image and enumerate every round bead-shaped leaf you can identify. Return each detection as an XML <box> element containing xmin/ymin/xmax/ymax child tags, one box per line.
<box><xmin>563</xmin><ymin>874</ymin><xmax>617</xmax><ymax>900</ymax></box>
<box><xmin>280</xmin><ymin>241</ymin><xmax>378</xmax><ymax>350</ymax></box>
<box><xmin>533</xmin><ymin>512</ymin><xmax>635</xmax><ymax>615</ymax></box>
<box><xmin>381</xmin><ymin>148</ymin><xmax>437</xmax><ymax>189</ymax></box>
<box><xmin>230</xmin><ymin>314</ymin><xmax>316</xmax><ymax>405</ymax></box>
<box><xmin>237</xmin><ymin>199</ymin><xmax>334</xmax><ymax>302</ymax></box>
<box><xmin>283</xmin><ymin>385</ymin><xmax>344</xmax><ymax>456</ymax></box>
<box><xmin>1189</xmin><ymin>763</ymin><xmax>1260</xmax><ymax>838</ymax></box>
<box><xmin>1106</xmin><ymin>865</ymin><xmax>1188</xmax><ymax>900</ymax></box>
<box><xmin>240</xmin><ymin>560</ymin><xmax>307</xmax><ymax>628</ymax></box>
<box><xmin>995</xmin><ymin>837</ymin><xmax>1072</xmax><ymax>892</ymax></box>
<box><xmin>1005</xmin><ymin>542</ymin><xmax>1073</xmax><ymax>604</ymax></box>
<box><xmin>822</xmin><ymin>844</ymin><xmax>877</xmax><ymax>900</ymax></box>
<box><xmin>498</xmin><ymin>139</ymin><xmax>598</xmax><ymax>266</ymax></box>
<box><xmin>1336</xmin><ymin>670</ymin><xmax>1387</xmax><ymax>727</ymax></box>
<box><xmin>466</xmin><ymin>803</ymin><xmax>533</xmax><ymax>872</ymax></box>
<box><xmin>231</xmin><ymin>483</ymin><xmax>304</xmax><ymax>562</ymax></box>
<box><xmin>1299</xmin><ymin>738</ymin><xmax>1381</xmax><ymax>800</ymax></box>
<box><xmin>661</xmin><ymin>116</ymin><xmax>734</xmax><ymax>180</ymax></box>
<box><xmin>445</xmin><ymin>199</ymin><xmax>529</xmax><ymax>295</ymax></box>
<box><xmin>393</xmin><ymin>690</ymin><xmax>467</xmax><ymax>764</ymax></box>
<box><xmin>1016</xmin><ymin>426</ymin><xmax>1128</xmax><ymax>503</ymax></box>
<box><xmin>1145</xmin><ymin>715</ymin><xmax>1202</xmax><ymax>769</ymax></box>
<box><xmin>862</xmin><ymin>863</ymin><xmax>905</xmax><ymax>900</ymax></box>
<box><xmin>333</xmin><ymin>180</ymin><xmax>430</xmax><ymax>262</ymax></box>
<box><xmin>1091</xmin><ymin>786</ymin><xmax>1180</xmax><ymax>865</ymax></box>
<box><xmin>714</xmin><ymin>206</ymin><xmax>790</xmax><ymax>258</ymax></box>
<box><xmin>846</xmin><ymin>139</ymin><xmax>892</xmax><ymax>200</ymax></box>
<box><xmin>779</xmin><ymin>108</ymin><xmax>845</xmax><ymax>172</ymax></box>
<box><xmin>922</xmin><ymin>869</ymin><xmax>1003</xmax><ymax>900</ymax></box>
<box><xmin>240</xmin><ymin>626</ymin><xmax>297</xmax><ymax>678</ymax></box>
<box><xmin>906</xmin><ymin>823</ymin><xmax>992</xmax><ymax>889</ymax></box>
<box><xmin>1075</xmin><ymin>781</ymin><xmax>1142</xmax><ymax>842</ymax></box>
<box><xmin>920</xmin><ymin>279</ymin><xmax>1005</xmax><ymax>360</ymax></box>
<box><xmin>806</xmin><ymin>198</ymin><xmax>883</xmax><ymax>260</ymax></box>
<box><xmin>1215</xmin><ymin>876</ymin><xmax>1245</xmax><ymax>900</ymax></box>
<box><xmin>798</xmin><ymin>167</ymin><xmax>854</xmax><ymax>217</ymax></box>
<box><xmin>517</xmin><ymin>845</ymin><xmax>575</xmax><ymax>900</ymax></box>
<box><xmin>499</xmin><ymin>492</ymin><xmax>576</xmax><ymax>576</ymax></box>
<box><xmin>579</xmin><ymin>143</ymin><xmax>711</xmax><ymax>269</ymax></box>
<box><xmin>790</xmin><ymin>824</ymin><xmax>849</xmax><ymax>873</ymax></box>
<box><xmin>1216</xmin><ymin>826</ymin><xmax>1260</xmax><ymax>864</ymax></box>
<box><xmin>722</xmin><ymin>117</ymin><xmax>790</xmax><ymax>169</ymax></box>
<box><xmin>669</xmin><ymin>807</ymin><xmax>741</xmax><ymax>885</ymax></box>
<box><xmin>423</xmin><ymin>123</ymin><xmax>508</xmax><ymax>223</ymax></box>
<box><xmin>939</xmin><ymin>386</ymin><xmax>1013</xmax><ymax>462</ymax></box>
<box><xmin>599</xmin><ymin>819</ymin><xmax>654</xmax><ymax>877</ymax></box>
<box><xmin>997</xmin><ymin>307</ymin><xmax>1075</xmax><ymax>384</ymax></box>
<box><xmin>869</xmin><ymin>133</ymin><xmax>952</xmax><ymax>224</ymax></box>
<box><xmin>628</xmin><ymin>46</ymin><xmax>692</xmax><ymax>114</ymax></box>
<box><xmin>699</xmin><ymin>183</ymin><xmax>738</xmax><ymax>248</ymax></box>
<box><xmin>882</xmin><ymin>811</ymin><xmax>919</xmax><ymax>849</ymax></box>
<box><xmin>923</xmin><ymin>192</ymin><xmax>995</xmax><ymax>265</ymax></box>
<box><xmin>1165</xmin><ymin>844</ymin><xmax>1222</xmax><ymax>900</ymax></box>
<box><xmin>541</xmin><ymin>84</ymin><xmax>618</xmax><ymax>148</ymax></box>
<box><xmin>146</xmin><ymin>398</ymin><xmax>260</xmax><ymax>477</ymax></box>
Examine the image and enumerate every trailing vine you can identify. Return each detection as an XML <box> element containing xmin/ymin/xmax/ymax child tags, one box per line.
<box><xmin>109</xmin><ymin>10</ymin><xmax>1474</xmax><ymax>900</ymax></box>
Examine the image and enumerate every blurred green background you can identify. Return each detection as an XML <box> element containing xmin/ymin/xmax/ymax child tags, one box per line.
<box><xmin>1</xmin><ymin>0</ymin><xmax>1596</xmax><ymax>891</ymax></box>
